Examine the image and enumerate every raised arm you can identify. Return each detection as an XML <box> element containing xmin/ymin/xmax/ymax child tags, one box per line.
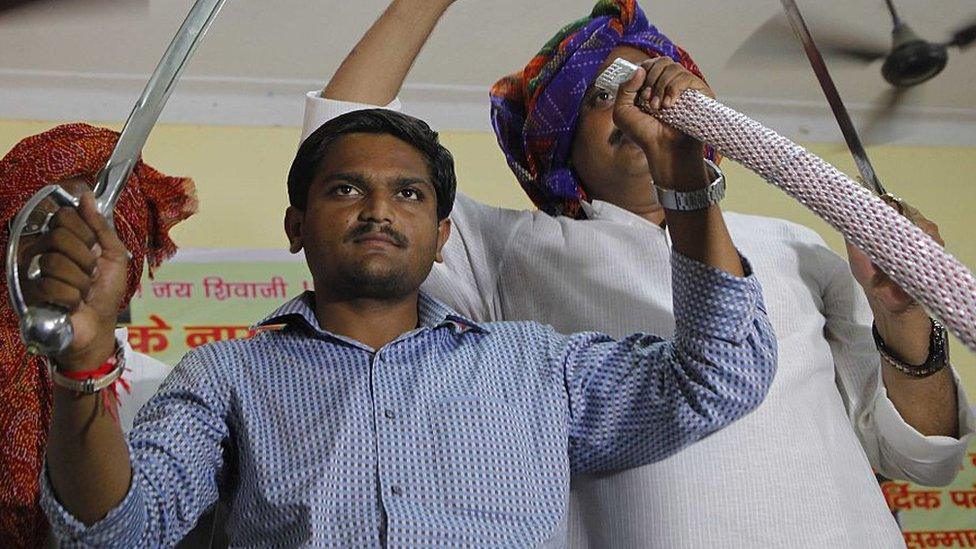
<box><xmin>555</xmin><ymin>251</ymin><xmax>777</xmax><ymax>473</ymax></box>
<box><xmin>41</xmin><ymin>345</ymin><xmax>231</xmax><ymax>546</ymax></box>
<box><xmin>24</xmin><ymin>190</ymin><xmax>135</xmax><ymax>525</ymax></box>
<box><xmin>551</xmin><ymin>62</ymin><xmax>779</xmax><ymax>473</ymax></box>
<box><xmin>612</xmin><ymin>59</ymin><xmax>744</xmax><ymax>276</ymax></box>
<box><xmin>321</xmin><ymin>0</ymin><xmax>457</xmax><ymax>104</ymax></box>
<box><xmin>822</xmin><ymin>240</ymin><xmax>974</xmax><ymax>486</ymax></box>
<box><xmin>23</xmin><ymin>191</ymin><xmax>226</xmax><ymax>544</ymax></box>
<box><xmin>845</xmin><ymin>204</ymin><xmax>961</xmax><ymax>439</ymax></box>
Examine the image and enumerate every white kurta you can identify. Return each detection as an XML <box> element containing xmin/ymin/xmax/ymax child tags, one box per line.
<box><xmin>303</xmin><ymin>94</ymin><xmax>974</xmax><ymax>548</ymax></box>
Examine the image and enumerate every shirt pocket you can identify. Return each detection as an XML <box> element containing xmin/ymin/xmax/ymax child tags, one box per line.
<box><xmin>430</xmin><ymin>397</ymin><xmax>538</xmax><ymax>516</ymax></box>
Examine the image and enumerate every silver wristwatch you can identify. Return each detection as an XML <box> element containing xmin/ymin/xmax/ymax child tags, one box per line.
<box><xmin>655</xmin><ymin>159</ymin><xmax>726</xmax><ymax>211</ymax></box>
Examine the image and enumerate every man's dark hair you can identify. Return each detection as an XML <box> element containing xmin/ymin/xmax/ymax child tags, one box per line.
<box><xmin>288</xmin><ymin>109</ymin><xmax>457</xmax><ymax>221</ymax></box>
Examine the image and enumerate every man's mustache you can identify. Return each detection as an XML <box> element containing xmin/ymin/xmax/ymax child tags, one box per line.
<box><xmin>344</xmin><ymin>223</ymin><xmax>409</xmax><ymax>248</ymax></box>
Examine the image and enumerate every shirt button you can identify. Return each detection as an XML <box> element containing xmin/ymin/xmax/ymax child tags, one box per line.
<box><xmin>391</xmin><ymin>485</ymin><xmax>403</xmax><ymax>496</ymax></box>
<box><xmin>384</xmin><ymin>409</ymin><xmax>396</xmax><ymax>420</ymax></box>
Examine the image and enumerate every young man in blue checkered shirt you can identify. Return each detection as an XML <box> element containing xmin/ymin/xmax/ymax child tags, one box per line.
<box><xmin>29</xmin><ymin>104</ymin><xmax>775</xmax><ymax>546</ymax></box>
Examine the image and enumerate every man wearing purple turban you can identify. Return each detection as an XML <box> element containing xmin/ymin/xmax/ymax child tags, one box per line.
<box><xmin>303</xmin><ymin>0</ymin><xmax>974</xmax><ymax>546</ymax></box>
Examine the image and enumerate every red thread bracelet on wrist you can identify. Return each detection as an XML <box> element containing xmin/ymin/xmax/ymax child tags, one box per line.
<box><xmin>59</xmin><ymin>354</ymin><xmax>132</xmax><ymax>421</ymax></box>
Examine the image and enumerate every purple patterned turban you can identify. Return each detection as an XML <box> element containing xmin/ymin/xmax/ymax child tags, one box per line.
<box><xmin>490</xmin><ymin>0</ymin><xmax>714</xmax><ymax>218</ymax></box>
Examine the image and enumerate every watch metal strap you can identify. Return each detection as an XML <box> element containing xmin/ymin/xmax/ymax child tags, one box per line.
<box><xmin>872</xmin><ymin>318</ymin><xmax>949</xmax><ymax>378</ymax></box>
<box><xmin>655</xmin><ymin>158</ymin><xmax>726</xmax><ymax>211</ymax></box>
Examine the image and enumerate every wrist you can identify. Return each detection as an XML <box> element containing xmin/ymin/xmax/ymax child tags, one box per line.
<box><xmin>873</xmin><ymin>317</ymin><xmax>949</xmax><ymax>378</ymax></box>
<box><xmin>49</xmin><ymin>339</ymin><xmax>127</xmax><ymax>399</ymax></box>
<box><xmin>655</xmin><ymin>159</ymin><xmax>726</xmax><ymax>212</ymax></box>
<box><xmin>55</xmin><ymin>328</ymin><xmax>118</xmax><ymax>373</ymax></box>
<box><xmin>647</xmin><ymin>149</ymin><xmax>709</xmax><ymax>192</ymax></box>
<box><xmin>873</xmin><ymin>307</ymin><xmax>932</xmax><ymax>364</ymax></box>
<box><xmin>874</xmin><ymin>308</ymin><xmax>934</xmax><ymax>366</ymax></box>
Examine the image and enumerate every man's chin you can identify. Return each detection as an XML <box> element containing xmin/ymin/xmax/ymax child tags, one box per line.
<box><xmin>597</xmin><ymin>169</ymin><xmax>657</xmax><ymax>205</ymax></box>
<box><xmin>354</xmin><ymin>253</ymin><xmax>401</xmax><ymax>275</ymax></box>
<box><xmin>344</xmin><ymin>263</ymin><xmax>414</xmax><ymax>299</ymax></box>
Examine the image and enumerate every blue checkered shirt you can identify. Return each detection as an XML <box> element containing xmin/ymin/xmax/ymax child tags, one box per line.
<box><xmin>42</xmin><ymin>251</ymin><xmax>776</xmax><ymax>547</ymax></box>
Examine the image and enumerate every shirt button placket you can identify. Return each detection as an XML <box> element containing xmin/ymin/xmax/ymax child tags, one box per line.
<box><xmin>371</xmin><ymin>351</ymin><xmax>404</xmax><ymax>521</ymax></box>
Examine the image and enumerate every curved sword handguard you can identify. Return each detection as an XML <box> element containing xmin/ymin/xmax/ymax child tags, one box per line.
<box><xmin>5</xmin><ymin>185</ymin><xmax>81</xmax><ymax>356</ymax></box>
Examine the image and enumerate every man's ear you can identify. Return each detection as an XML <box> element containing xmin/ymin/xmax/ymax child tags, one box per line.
<box><xmin>434</xmin><ymin>217</ymin><xmax>452</xmax><ymax>263</ymax></box>
<box><xmin>284</xmin><ymin>206</ymin><xmax>304</xmax><ymax>254</ymax></box>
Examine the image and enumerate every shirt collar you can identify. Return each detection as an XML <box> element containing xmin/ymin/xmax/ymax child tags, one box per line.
<box><xmin>581</xmin><ymin>199</ymin><xmax>668</xmax><ymax>232</ymax></box>
<box><xmin>416</xmin><ymin>291</ymin><xmax>487</xmax><ymax>334</ymax></box>
<box><xmin>256</xmin><ymin>291</ymin><xmax>488</xmax><ymax>338</ymax></box>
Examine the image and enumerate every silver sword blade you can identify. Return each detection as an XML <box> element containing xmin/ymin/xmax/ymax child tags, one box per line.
<box><xmin>780</xmin><ymin>0</ymin><xmax>887</xmax><ymax>196</ymax></box>
<box><xmin>94</xmin><ymin>0</ymin><xmax>228</xmax><ymax>215</ymax></box>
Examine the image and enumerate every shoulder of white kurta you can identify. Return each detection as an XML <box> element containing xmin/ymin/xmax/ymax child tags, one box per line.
<box><xmin>723</xmin><ymin>211</ymin><xmax>832</xmax><ymax>248</ymax></box>
<box><xmin>451</xmin><ymin>192</ymin><xmax>535</xmax><ymax>226</ymax></box>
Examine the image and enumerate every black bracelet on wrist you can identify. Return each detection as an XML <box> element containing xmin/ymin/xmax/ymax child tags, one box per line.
<box><xmin>872</xmin><ymin>318</ymin><xmax>950</xmax><ymax>378</ymax></box>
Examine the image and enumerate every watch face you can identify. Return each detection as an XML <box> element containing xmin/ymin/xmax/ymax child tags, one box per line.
<box><xmin>931</xmin><ymin>321</ymin><xmax>949</xmax><ymax>361</ymax></box>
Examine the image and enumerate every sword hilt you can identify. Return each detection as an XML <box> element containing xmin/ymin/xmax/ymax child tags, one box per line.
<box><xmin>5</xmin><ymin>185</ymin><xmax>81</xmax><ymax>356</ymax></box>
<box><xmin>4</xmin><ymin>0</ymin><xmax>227</xmax><ymax>357</ymax></box>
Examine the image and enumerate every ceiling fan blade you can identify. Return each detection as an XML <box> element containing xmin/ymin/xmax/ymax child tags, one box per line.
<box><xmin>946</xmin><ymin>18</ymin><xmax>976</xmax><ymax>49</ymax></box>
<box><xmin>729</xmin><ymin>13</ymin><xmax>804</xmax><ymax>65</ymax></box>
<box><xmin>858</xmin><ymin>86</ymin><xmax>911</xmax><ymax>146</ymax></box>
<box><xmin>729</xmin><ymin>12</ymin><xmax>888</xmax><ymax>66</ymax></box>
<box><xmin>825</xmin><ymin>87</ymin><xmax>911</xmax><ymax>153</ymax></box>
<box><xmin>826</xmin><ymin>45</ymin><xmax>888</xmax><ymax>63</ymax></box>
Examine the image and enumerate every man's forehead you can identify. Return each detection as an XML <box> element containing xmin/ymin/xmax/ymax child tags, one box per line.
<box><xmin>323</xmin><ymin>133</ymin><xmax>426</xmax><ymax>165</ymax></box>
<box><xmin>316</xmin><ymin>133</ymin><xmax>432</xmax><ymax>183</ymax></box>
<box><xmin>319</xmin><ymin>170</ymin><xmax>433</xmax><ymax>189</ymax></box>
<box><xmin>597</xmin><ymin>46</ymin><xmax>652</xmax><ymax>75</ymax></box>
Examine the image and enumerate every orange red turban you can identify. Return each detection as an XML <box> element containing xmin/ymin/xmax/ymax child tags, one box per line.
<box><xmin>0</xmin><ymin>123</ymin><xmax>196</xmax><ymax>547</ymax></box>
